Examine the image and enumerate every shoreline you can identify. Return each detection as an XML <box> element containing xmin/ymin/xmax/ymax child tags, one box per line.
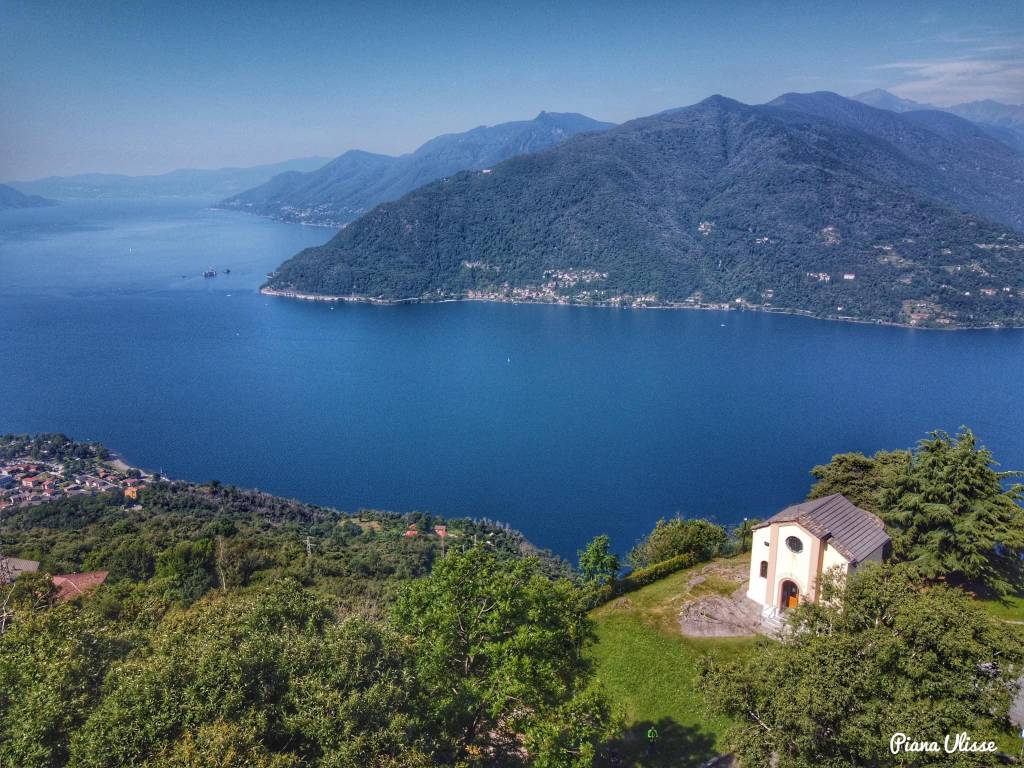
<box><xmin>259</xmin><ymin>286</ymin><xmax>1021</xmax><ymax>332</ymax></box>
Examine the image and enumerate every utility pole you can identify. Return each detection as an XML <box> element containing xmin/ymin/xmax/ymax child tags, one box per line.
<box><xmin>0</xmin><ymin>511</ymin><xmax>14</xmax><ymax>635</ymax></box>
<box><xmin>0</xmin><ymin>510</ymin><xmax>12</xmax><ymax>586</ymax></box>
<box><xmin>215</xmin><ymin>535</ymin><xmax>227</xmax><ymax>592</ymax></box>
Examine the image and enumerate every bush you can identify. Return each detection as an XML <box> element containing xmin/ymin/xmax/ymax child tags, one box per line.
<box><xmin>628</xmin><ymin>518</ymin><xmax>727</xmax><ymax>569</ymax></box>
<box><xmin>586</xmin><ymin>552</ymin><xmax>699</xmax><ymax>608</ymax></box>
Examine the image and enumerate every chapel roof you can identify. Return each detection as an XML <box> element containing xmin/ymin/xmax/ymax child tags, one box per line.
<box><xmin>753</xmin><ymin>493</ymin><xmax>890</xmax><ymax>564</ymax></box>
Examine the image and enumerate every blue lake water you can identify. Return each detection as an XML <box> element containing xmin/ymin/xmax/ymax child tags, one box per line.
<box><xmin>2</xmin><ymin>199</ymin><xmax>1023</xmax><ymax>559</ymax></box>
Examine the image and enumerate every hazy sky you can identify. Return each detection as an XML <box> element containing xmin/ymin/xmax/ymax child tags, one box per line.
<box><xmin>3</xmin><ymin>0</ymin><xmax>1023</xmax><ymax>179</ymax></box>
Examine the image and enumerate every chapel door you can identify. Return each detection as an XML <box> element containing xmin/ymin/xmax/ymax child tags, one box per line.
<box><xmin>781</xmin><ymin>580</ymin><xmax>800</xmax><ymax>609</ymax></box>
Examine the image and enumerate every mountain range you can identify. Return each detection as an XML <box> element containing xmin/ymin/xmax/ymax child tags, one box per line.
<box><xmin>854</xmin><ymin>89</ymin><xmax>1024</xmax><ymax>154</ymax></box>
<box><xmin>5</xmin><ymin>157</ymin><xmax>331</xmax><ymax>200</ymax></box>
<box><xmin>0</xmin><ymin>183</ymin><xmax>56</xmax><ymax>210</ymax></box>
<box><xmin>218</xmin><ymin>112</ymin><xmax>615</xmax><ymax>226</ymax></box>
<box><xmin>265</xmin><ymin>92</ymin><xmax>1024</xmax><ymax>329</ymax></box>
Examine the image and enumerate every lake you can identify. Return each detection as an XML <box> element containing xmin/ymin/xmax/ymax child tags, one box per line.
<box><xmin>2</xmin><ymin>199</ymin><xmax>1023</xmax><ymax>559</ymax></box>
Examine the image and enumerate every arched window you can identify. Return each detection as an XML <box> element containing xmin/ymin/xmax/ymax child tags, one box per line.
<box><xmin>785</xmin><ymin>536</ymin><xmax>803</xmax><ymax>554</ymax></box>
<box><xmin>759</xmin><ymin>560</ymin><xmax>768</xmax><ymax>578</ymax></box>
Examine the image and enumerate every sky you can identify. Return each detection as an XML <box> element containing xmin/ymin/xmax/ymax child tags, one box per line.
<box><xmin>2</xmin><ymin>0</ymin><xmax>1023</xmax><ymax>179</ymax></box>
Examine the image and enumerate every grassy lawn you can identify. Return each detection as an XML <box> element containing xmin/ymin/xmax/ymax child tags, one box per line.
<box><xmin>978</xmin><ymin>591</ymin><xmax>1024</xmax><ymax>623</ymax></box>
<box><xmin>589</xmin><ymin>557</ymin><xmax>767</xmax><ymax>767</ymax></box>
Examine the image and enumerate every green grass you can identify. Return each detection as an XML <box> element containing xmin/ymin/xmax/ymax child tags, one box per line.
<box><xmin>588</xmin><ymin>561</ymin><xmax>1024</xmax><ymax>765</ymax></box>
<box><xmin>589</xmin><ymin>558</ymin><xmax>765</xmax><ymax>767</ymax></box>
<box><xmin>978</xmin><ymin>591</ymin><xmax>1024</xmax><ymax>623</ymax></box>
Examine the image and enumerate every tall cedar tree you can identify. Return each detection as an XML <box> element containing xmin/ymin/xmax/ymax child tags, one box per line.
<box><xmin>809</xmin><ymin>429</ymin><xmax>1023</xmax><ymax>597</ymax></box>
<box><xmin>577</xmin><ymin>535</ymin><xmax>620</xmax><ymax>585</ymax></box>
<box><xmin>881</xmin><ymin>429</ymin><xmax>1024</xmax><ymax>597</ymax></box>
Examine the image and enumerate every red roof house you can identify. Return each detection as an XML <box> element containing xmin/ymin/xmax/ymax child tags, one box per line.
<box><xmin>51</xmin><ymin>571</ymin><xmax>109</xmax><ymax>602</ymax></box>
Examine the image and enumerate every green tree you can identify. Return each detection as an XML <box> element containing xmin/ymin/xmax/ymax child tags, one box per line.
<box><xmin>154</xmin><ymin>539</ymin><xmax>216</xmax><ymax>605</ymax></box>
<box><xmin>0</xmin><ymin>603</ymin><xmax>133</xmax><ymax>768</ymax></box>
<box><xmin>703</xmin><ymin>563</ymin><xmax>1024</xmax><ymax>767</ymax></box>
<box><xmin>628</xmin><ymin>518</ymin><xmax>726</xmax><ymax>568</ymax></box>
<box><xmin>522</xmin><ymin>689</ymin><xmax>617</xmax><ymax>768</ymax></box>
<box><xmin>881</xmin><ymin>429</ymin><xmax>1024</xmax><ymax>596</ymax></box>
<box><xmin>70</xmin><ymin>582</ymin><xmax>430</xmax><ymax>768</ymax></box>
<box><xmin>391</xmin><ymin>546</ymin><xmax>597</xmax><ymax>764</ymax></box>
<box><xmin>100</xmin><ymin>540</ymin><xmax>156</xmax><ymax>582</ymax></box>
<box><xmin>730</xmin><ymin>518</ymin><xmax>761</xmax><ymax>554</ymax></box>
<box><xmin>578</xmin><ymin>534</ymin><xmax>620</xmax><ymax>585</ymax></box>
<box><xmin>807</xmin><ymin>450</ymin><xmax>911</xmax><ymax>515</ymax></box>
<box><xmin>141</xmin><ymin>721</ymin><xmax>300</xmax><ymax>768</ymax></box>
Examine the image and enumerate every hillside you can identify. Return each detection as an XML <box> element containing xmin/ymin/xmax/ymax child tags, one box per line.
<box><xmin>0</xmin><ymin>433</ymin><xmax>571</xmax><ymax>611</ymax></box>
<box><xmin>0</xmin><ymin>182</ymin><xmax>55</xmax><ymax>210</ymax></box>
<box><xmin>768</xmin><ymin>91</ymin><xmax>1024</xmax><ymax>231</ymax></box>
<box><xmin>3</xmin><ymin>429</ymin><xmax>1022</xmax><ymax>766</ymax></box>
<box><xmin>855</xmin><ymin>88</ymin><xmax>1024</xmax><ymax>154</ymax></box>
<box><xmin>6</xmin><ymin>156</ymin><xmax>331</xmax><ymax>200</ymax></box>
<box><xmin>220</xmin><ymin>111</ymin><xmax>615</xmax><ymax>226</ymax></box>
<box><xmin>266</xmin><ymin>93</ymin><xmax>1024</xmax><ymax>329</ymax></box>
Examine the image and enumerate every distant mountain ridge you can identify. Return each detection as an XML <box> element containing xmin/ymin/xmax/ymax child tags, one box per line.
<box><xmin>0</xmin><ymin>183</ymin><xmax>56</xmax><ymax>210</ymax></box>
<box><xmin>219</xmin><ymin>112</ymin><xmax>615</xmax><ymax>226</ymax></box>
<box><xmin>6</xmin><ymin>157</ymin><xmax>331</xmax><ymax>200</ymax></box>
<box><xmin>265</xmin><ymin>92</ymin><xmax>1024</xmax><ymax>329</ymax></box>
<box><xmin>854</xmin><ymin>89</ymin><xmax>1024</xmax><ymax>154</ymax></box>
<box><xmin>769</xmin><ymin>91</ymin><xmax>1024</xmax><ymax>231</ymax></box>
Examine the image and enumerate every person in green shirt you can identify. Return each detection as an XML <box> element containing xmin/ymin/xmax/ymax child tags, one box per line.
<box><xmin>646</xmin><ymin>724</ymin><xmax>660</xmax><ymax>756</ymax></box>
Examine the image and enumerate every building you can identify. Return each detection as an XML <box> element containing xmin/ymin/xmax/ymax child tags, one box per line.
<box><xmin>51</xmin><ymin>571</ymin><xmax>109</xmax><ymax>602</ymax></box>
<box><xmin>746</xmin><ymin>494</ymin><xmax>889</xmax><ymax>615</ymax></box>
<box><xmin>0</xmin><ymin>556</ymin><xmax>41</xmax><ymax>581</ymax></box>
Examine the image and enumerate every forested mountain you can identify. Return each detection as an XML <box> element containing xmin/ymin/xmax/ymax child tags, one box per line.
<box><xmin>0</xmin><ymin>182</ymin><xmax>55</xmax><ymax>210</ymax></box>
<box><xmin>6</xmin><ymin>156</ymin><xmax>331</xmax><ymax>200</ymax></box>
<box><xmin>855</xmin><ymin>88</ymin><xmax>1024</xmax><ymax>154</ymax></box>
<box><xmin>266</xmin><ymin>93</ymin><xmax>1024</xmax><ymax>328</ymax></box>
<box><xmin>768</xmin><ymin>91</ymin><xmax>1024</xmax><ymax>231</ymax></box>
<box><xmin>219</xmin><ymin>112</ymin><xmax>615</xmax><ymax>226</ymax></box>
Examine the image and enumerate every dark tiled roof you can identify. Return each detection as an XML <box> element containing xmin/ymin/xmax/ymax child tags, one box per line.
<box><xmin>753</xmin><ymin>494</ymin><xmax>889</xmax><ymax>564</ymax></box>
<box><xmin>1</xmin><ymin>557</ymin><xmax>40</xmax><ymax>577</ymax></box>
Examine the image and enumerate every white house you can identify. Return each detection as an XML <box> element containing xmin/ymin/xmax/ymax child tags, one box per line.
<box><xmin>746</xmin><ymin>494</ymin><xmax>889</xmax><ymax>613</ymax></box>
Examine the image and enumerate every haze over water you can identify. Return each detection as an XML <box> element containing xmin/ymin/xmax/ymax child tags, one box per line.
<box><xmin>3</xmin><ymin>199</ymin><xmax>1023</xmax><ymax>558</ymax></box>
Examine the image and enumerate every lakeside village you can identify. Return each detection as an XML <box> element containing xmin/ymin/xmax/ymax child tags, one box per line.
<box><xmin>0</xmin><ymin>434</ymin><xmax>454</xmax><ymax>600</ymax></box>
<box><xmin>0</xmin><ymin>455</ymin><xmax>149</xmax><ymax>511</ymax></box>
<box><xmin>0</xmin><ymin>441</ymin><xmax>153</xmax><ymax>600</ymax></box>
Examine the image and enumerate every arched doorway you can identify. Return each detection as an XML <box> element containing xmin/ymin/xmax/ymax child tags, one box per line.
<box><xmin>780</xmin><ymin>580</ymin><xmax>800</xmax><ymax>610</ymax></box>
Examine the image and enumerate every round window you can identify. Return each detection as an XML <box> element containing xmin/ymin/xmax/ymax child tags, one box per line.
<box><xmin>785</xmin><ymin>536</ymin><xmax>803</xmax><ymax>554</ymax></box>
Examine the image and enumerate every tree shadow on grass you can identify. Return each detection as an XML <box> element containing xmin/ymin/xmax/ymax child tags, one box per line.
<box><xmin>599</xmin><ymin>717</ymin><xmax>726</xmax><ymax>768</ymax></box>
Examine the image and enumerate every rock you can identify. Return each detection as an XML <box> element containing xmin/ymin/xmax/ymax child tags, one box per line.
<box><xmin>679</xmin><ymin>594</ymin><xmax>762</xmax><ymax>638</ymax></box>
